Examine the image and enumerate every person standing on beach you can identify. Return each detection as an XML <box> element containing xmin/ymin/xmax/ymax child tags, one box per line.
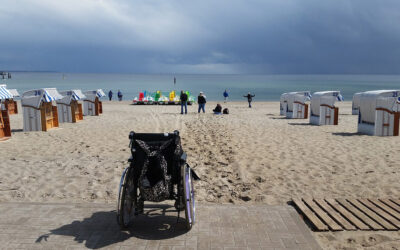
<box><xmin>198</xmin><ymin>92</ymin><xmax>206</xmax><ymax>113</ymax></box>
<box><xmin>223</xmin><ymin>89</ymin><xmax>229</xmax><ymax>103</ymax></box>
<box><xmin>244</xmin><ymin>92</ymin><xmax>255</xmax><ymax>108</ymax></box>
<box><xmin>180</xmin><ymin>90</ymin><xmax>188</xmax><ymax>114</ymax></box>
<box><xmin>108</xmin><ymin>90</ymin><xmax>113</xmax><ymax>101</ymax></box>
<box><xmin>117</xmin><ymin>90</ymin><xmax>123</xmax><ymax>101</ymax></box>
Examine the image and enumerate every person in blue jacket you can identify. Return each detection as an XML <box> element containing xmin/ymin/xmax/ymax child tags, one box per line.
<box><xmin>223</xmin><ymin>89</ymin><xmax>229</xmax><ymax>103</ymax></box>
<box><xmin>117</xmin><ymin>90</ymin><xmax>123</xmax><ymax>101</ymax></box>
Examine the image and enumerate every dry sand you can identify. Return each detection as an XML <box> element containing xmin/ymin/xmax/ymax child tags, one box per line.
<box><xmin>0</xmin><ymin>101</ymin><xmax>399</xmax><ymax>249</ymax></box>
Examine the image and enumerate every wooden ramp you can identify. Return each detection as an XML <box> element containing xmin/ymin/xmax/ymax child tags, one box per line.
<box><xmin>292</xmin><ymin>198</ymin><xmax>400</xmax><ymax>231</ymax></box>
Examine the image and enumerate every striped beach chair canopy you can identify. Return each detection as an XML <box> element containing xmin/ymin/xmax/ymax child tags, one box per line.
<box><xmin>94</xmin><ymin>89</ymin><xmax>106</xmax><ymax>97</ymax></box>
<box><xmin>84</xmin><ymin>89</ymin><xmax>105</xmax><ymax>101</ymax></box>
<box><xmin>63</xmin><ymin>90</ymin><xmax>86</xmax><ymax>100</ymax></box>
<box><xmin>84</xmin><ymin>89</ymin><xmax>106</xmax><ymax>97</ymax></box>
<box><xmin>72</xmin><ymin>89</ymin><xmax>86</xmax><ymax>100</ymax></box>
<box><xmin>0</xmin><ymin>85</ymin><xmax>13</xmax><ymax>100</ymax></box>
<box><xmin>22</xmin><ymin>88</ymin><xmax>63</xmax><ymax>108</ymax></box>
<box><xmin>58</xmin><ymin>90</ymin><xmax>86</xmax><ymax>104</ymax></box>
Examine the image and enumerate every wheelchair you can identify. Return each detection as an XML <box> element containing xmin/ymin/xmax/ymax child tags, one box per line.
<box><xmin>117</xmin><ymin>131</ymin><xmax>199</xmax><ymax>230</ymax></box>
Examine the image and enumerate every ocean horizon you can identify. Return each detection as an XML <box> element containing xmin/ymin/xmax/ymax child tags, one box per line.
<box><xmin>2</xmin><ymin>72</ymin><xmax>400</xmax><ymax>101</ymax></box>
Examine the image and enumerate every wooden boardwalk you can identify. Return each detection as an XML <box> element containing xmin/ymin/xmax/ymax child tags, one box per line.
<box><xmin>292</xmin><ymin>198</ymin><xmax>400</xmax><ymax>231</ymax></box>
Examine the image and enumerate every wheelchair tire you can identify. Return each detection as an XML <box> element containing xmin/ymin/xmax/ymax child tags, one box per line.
<box><xmin>182</xmin><ymin>164</ymin><xmax>196</xmax><ymax>229</ymax></box>
<box><xmin>117</xmin><ymin>167</ymin><xmax>135</xmax><ymax>229</ymax></box>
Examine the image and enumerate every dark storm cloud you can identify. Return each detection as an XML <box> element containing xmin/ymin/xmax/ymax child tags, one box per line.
<box><xmin>0</xmin><ymin>0</ymin><xmax>399</xmax><ymax>73</ymax></box>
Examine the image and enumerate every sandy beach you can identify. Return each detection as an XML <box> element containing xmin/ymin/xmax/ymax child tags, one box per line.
<box><xmin>1</xmin><ymin>101</ymin><xmax>399</xmax><ymax>249</ymax></box>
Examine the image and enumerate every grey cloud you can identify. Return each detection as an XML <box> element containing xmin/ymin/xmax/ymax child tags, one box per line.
<box><xmin>0</xmin><ymin>0</ymin><xmax>400</xmax><ymax>73</ymax></box>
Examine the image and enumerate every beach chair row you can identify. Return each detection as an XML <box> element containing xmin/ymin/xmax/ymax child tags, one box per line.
<box><xmin>280</xmin><ymin>90</ymin><xmax>400</xmax><ymax>136</ymax></box>
<box><xmin>0</xmin><ymin>87</ymin><xmax>106</xmax><ymax>140</ymax></box>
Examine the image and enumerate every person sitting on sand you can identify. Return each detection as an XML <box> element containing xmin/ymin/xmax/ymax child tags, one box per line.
<box><xmin>213</xmin><ymin>104</ymin><xmax>222</xmax><ymax>114</ymax></box>
<box><xmin>244</xmin><ymin>92</ymin><xmax>255</xmax><ymax>108</ymax></box>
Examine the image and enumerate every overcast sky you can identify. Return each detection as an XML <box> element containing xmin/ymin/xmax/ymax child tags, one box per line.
<box><xmin>0</xmin><ymin>0</ymin><xmax>399</xmax><ymax>74</ymax></box>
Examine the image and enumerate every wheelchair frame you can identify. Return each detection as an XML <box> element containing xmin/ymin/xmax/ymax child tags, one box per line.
<box><xmin>116</xmin><ymin>130</ymin><xmax>197</xmax><ymax>230</ymax></box>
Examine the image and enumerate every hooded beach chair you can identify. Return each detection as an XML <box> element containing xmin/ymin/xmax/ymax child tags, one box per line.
<box><xmin>83</xmin><ymin>89</ymin><xmax>105</xmax><ymax>115</ymax></box>
<box><xmin>1</xmin><ymin>86</ymin><xmax>19</xmax><ymax>115</ymax></box>
<box><xmin>309</xmin><ymin>91</ymin><xmax>343</xmax><ymax>125</ymax></box>
<box><xmin>281</xmin><ymin>91</ymin><xmax>311</xmax><ymax>118</ymax></box>
<box><xmin>21</xmin><ymin>88</ymin><xmax>63</xmax><ymax>131</ymax></box>
<box><xmin>0</xmin><ymin>85</ymin><xmax>12</xmax><ymax>139</ymax></box>
<box><xmin>57</xmin><ymin>90</ymin><xmax>86</xmax><ymax>123</ymax></box>
<box><xmin>358</xmin><ymin>90</ymin><xmax>400</xmax><ymax>136</ymax></box>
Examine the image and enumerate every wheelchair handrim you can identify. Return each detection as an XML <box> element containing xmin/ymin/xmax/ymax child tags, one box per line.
<box><xmin>185</xmin><ymin>168</ymin><xmax>191</xmax><ymax>224</ymax></box>
<box><xmin>185</xmin><ymin>166</ymin><xmax>195</xmax><ymax>226</ymax></box>
<box><xmin>189</xmin><ymin>169</ymin><xmax>195</xmax><ymax>224</ymax></box>
<box><xmin>117</xmin><ymin>167</ymin><xmax>129</xmax><ymax>214</ymax></box>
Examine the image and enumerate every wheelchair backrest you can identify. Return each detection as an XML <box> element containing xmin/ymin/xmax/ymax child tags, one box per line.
<box><xmin>129</xmin><ymin>132</ymin><xmax>183</xmax><ymax>182</ymax></box>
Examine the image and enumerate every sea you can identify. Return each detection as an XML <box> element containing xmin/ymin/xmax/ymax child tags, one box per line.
<box><xmin>2</xmin><ymin>72</ymin><xmax>400</xmax><ymax>101</ymax></box>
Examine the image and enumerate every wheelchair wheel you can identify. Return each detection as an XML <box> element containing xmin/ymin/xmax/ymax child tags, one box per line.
<box><xmin>182</xmin><ymin>164</ymin><xmax>195</xmax><ymax>229</ymax></box>
<box><xmin>117</xmin><ymin>167</ymin><xmax>135</xmax><ymax>229</ymax></box>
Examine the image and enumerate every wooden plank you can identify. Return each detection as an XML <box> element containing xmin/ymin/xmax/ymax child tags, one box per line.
<box><xmin>358</xmin><ymin>199</ymin><xmax>400</xmax><ymax>229</ymax></box>
<box><xmin>40</xmin><ymin>105</ymin><xmax>46</xmax><ymax>131</ymax></box>
<box><xmin>369</xmin><ymin>199</ymin><xmax>400</xmax><ymax>221</ymax></box>
<box><xmin>325</xmin><ymin>199</ymin><xmax>369</xmax><ymax>230</ymax></box>
<box><xmin>292</xmin><ymin>198</ymin><xmax>328</xmax><ymax>231</ymax></box>
<box><xmin>336</xmin><ymin>198</ymin><xmax>383</xmax><ymax>230</ymax></box>
<box><xmin>347</xmin><ymin>199</ymin><xmax>395</xmax><ymax>230</ymax></box>
<box><xmin>314</xmin><ymin>199</ymin><xmax>356</xmax><ymax>231</ymax></box>
<box><xmin>394</xmin><ymin>112</ymin><xmax>399</xmax><ymax>136</ymax></box>
<box><xmin>390</xmin><ymin>199</ymin><xmax>400</xmax><ymax>207</ymax></box>
<box><xmin>380</xmin><ymin>199</ymin><xmax>400</xmax><ymax>213</ymax></box>
<box><xmin>303</xmin><ymin>198</ymin><xmax>343</xmax><ymax>231</ymax></box>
